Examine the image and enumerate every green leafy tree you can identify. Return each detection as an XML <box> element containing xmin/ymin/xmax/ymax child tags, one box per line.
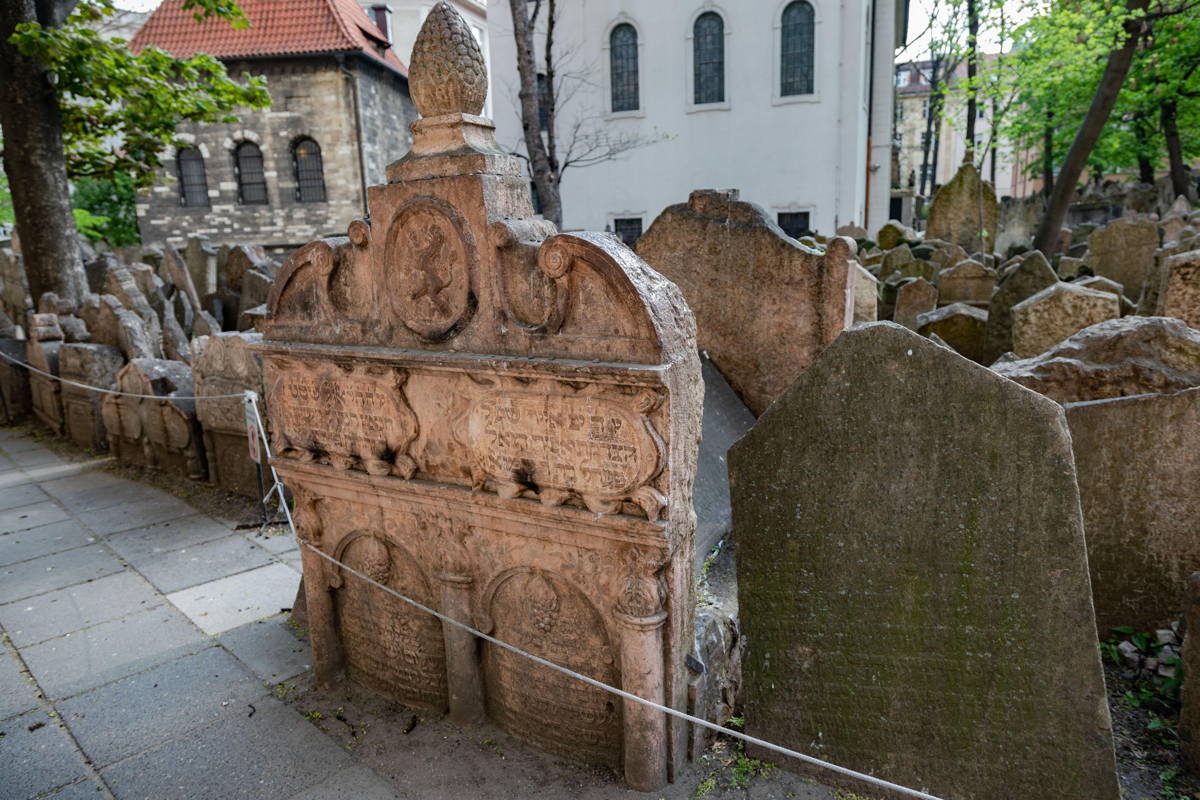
<box><xmin>72</xmin><ymin>174</ymin><xmax>139</xmax><ymax>247</ymax></box>
<box><xmin>0</xmin><ymin>0</ymin><xmax>268</xmax><ymax>307</ymax></box>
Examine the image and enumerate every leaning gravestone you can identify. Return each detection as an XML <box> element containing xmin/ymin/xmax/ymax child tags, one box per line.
<box><xmin>1066</xmin><ymin>388</ymin><xmax>1200</xmax><ymax>635</ymax></box>
<box><xmin>981</xmin><ymin>251</ymin><xmax>1058</xmax><ymax>365</ymax></box>
<box><xmin>192</xmin><ymin>332</ymin><xmax>266</xmax><ymax>498</ymax></box>
<box><xmin>730</xmin><ymin>322</ymin><xmax>1119</xmax><ymax>800</ymax></box>
<box><xmin>694</xmin><ymin>354</ymin><xmax>754</xmax><ymax>567</ymax></box>
<box><xmin>1157</xmin><ymin>249</ymin><xmax>1200</xmax><ymax>330</ymax></box>
<box><xmin>1086</xmin><ymin>216</ymin><xmax>1159</xmax><ymax>302</ymax></box>
<box><xmin>256</xmin><ymin>4</ymin><xmax>701</xmax><ymax>791</ymax></box>
<box><xmin>0</xmin><ymin>338</ymin><xmax>31</xmax><ymax>424</ymax></box>
<box><xmin>926</xmin><ymin>157</ymin><xmax>999</xmax><ymax>254</ymax></box>
<box><xmin>636</xmin><ymin>189</ymin><xmax>854</xmax><ymax>416</ymax></box>
<box><xmin>101</xmin><ymin>359</ymin><xmax>206</xmax><ymax>480</ymax></box>
<box><xmin>26</xmin><ymin>313</ymin><xmax>64</xmax><ymax>433</ymax></box>
<box><xmin>59</xmin><ymin>343</ymin><xmax>124</xmax><ymax>451</ymax></box>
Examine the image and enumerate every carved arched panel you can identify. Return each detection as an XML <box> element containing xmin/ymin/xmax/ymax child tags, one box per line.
<box><xmin>332</xmin><ymin>532</ymin><xmax>447</xmax><ymax>710</ymax></box>
<box><xmin>481</xmin><ymin>568</ymin><xmax>621</xmax><ymax>768</ymax></box>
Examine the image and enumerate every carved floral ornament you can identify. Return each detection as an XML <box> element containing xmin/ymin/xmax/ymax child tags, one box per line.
<box><xmin>408</xmin><ymin>1</ymin><xmax>488</xmax><ymax>118</ymax></box>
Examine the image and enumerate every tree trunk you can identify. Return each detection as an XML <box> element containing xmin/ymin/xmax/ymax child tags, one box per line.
<box><xmin>930</xmin><ymin>86</ymin><xmax>944</xmax><ymax>195</ymax></box>
<box><xmin>965</xmin><ymin>0</ymin><xmax>978</xmax><ymax>152</ymax></box>
<box><xmin>990</xmin><ymin>97</ymin><xmax>998</xmax><ymax>186</ymax></box>
<box><xmin>1042</xmin><ymin>114</ymin><xmax>1054</xmax><ymax>199</ymax></box>
<box><xmin>507</xmin><ymin>0</ymin><xmax>562</xmax><ymax>227</ymax></box>
<box><xmin>1134</xmin><ymin>112</ymin><xmax>1156</xmax><ymax>183</ymax></box>
<box><xmin>1161</xmin><ymin>100</ymin><xmax>1189</xmax><ymax>200</ymax></box>
<box><xmin>0</xmin><ymin>0</ymin><xmax>87</xmax><ymax>311</ymax></box>
<box><xmin>918</xmin><ymin>57</ymin><xmax>941</xmax><ymax>197</ymax></box>
<box><xmin>1033</xmin><ymin>0</ymin><xmax>1148</xmax><ymax>253</ymax></box>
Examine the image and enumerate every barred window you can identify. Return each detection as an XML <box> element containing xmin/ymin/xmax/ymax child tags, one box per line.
<box><xmin>234</xmin><ymin>141</ymin><xmax>268</xmax><ymax>205</ymax></box>
<box><xmin>781</xmin><ymin>1</ymin><xmax>815</xmax><ymax>96</ymax></box>
<box><xmin>693</xmin><ymin>12</ymin><xmax>724</xmax><ymax>105</ymax></box>
<box><xmin>610</xmin><ymin>23</ymin><xmax>639</xmax><ymax>112</ymax></box>
<box><xmin>292</xmin><ymin>138</ymin><xmax>326</xmax><ymax>203</ymax></box>
<box><xmin>613</xmin><ymin>217</ymin><xmax>643</xmax><ymax>246</ymax></box>
<box><xmin>176</xmin><ymin>147</ymin><xmax>209</xmax><ymax>207</ymax></box>
<box><xmin>777</xmin><ymin>212</ymin><xmax>811</xmax><ymax>239</ymax></box>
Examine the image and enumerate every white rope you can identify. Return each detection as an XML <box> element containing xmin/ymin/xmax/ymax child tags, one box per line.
<box><xmin>242</xmin><ymin>397</ymin><xmax>945</xmax><ymax>800</ymax></box>
<box><xmin>1</xmin><ymin>340</ymin><xmax>945</xmax><ymax>800</ymax></box>
<box><xmin>0</xmin><ymin>348</ymin><xmax>244</xmax><ymax>400</ymax></box>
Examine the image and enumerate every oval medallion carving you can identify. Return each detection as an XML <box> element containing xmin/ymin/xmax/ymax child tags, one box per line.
<box><xmin>385</xmin><ymin>199</ymin><xmax>475</xmax><ymax>341</ymax></box>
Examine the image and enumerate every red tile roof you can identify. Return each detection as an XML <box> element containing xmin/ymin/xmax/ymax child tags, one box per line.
<box><xmin>129</xmin><ymin>0</ymin><xmax>406</xmax><ymax>76</ymax></box>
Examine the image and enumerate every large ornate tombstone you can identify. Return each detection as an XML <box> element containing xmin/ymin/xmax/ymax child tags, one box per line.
<box><xmin>192</xmin><ymin>332</ymin><xmax>266</xmax><ymax>497</ymax></box>
<box><xmin>257</xmin><ymin>4</ymin><xmax>701</xmax><ymax>791</ymax></box>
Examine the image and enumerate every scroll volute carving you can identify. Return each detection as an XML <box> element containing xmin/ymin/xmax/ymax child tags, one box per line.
<box><xmin>490</xmin><ymin>219</ymin><xmax>565</xmax><ymax>335</ymax></box>
<box><xmin>615</xmin><ymin>548</ymin><xmax>667</xmax><ymax>619</ymax></box>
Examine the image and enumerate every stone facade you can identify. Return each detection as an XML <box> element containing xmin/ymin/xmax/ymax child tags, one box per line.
<box><xmin>258</xmin><ymin>6</ymin><xmax>701</xmax><ymax>791</ymax></box>
<box><xmin>136</xmin><ymin>57</ymin><xmax>415</xmax><ymax>252</ymax></box>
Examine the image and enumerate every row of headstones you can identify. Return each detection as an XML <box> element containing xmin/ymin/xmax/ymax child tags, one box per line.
<box><xmin>863</xmin><ymin>200</ymin><xmax>1200</xmax><ymax>368</ymax></box>
<box><xmin>0</xmin><ymin>235</ymin><xmax>278</xmax><ymax>500</ymax></box>
<box><xmin>728</xmin><ymin>318</ymin><xmax>1200</xmax><ymax>800</ymax></box>
<box><xmin>630</xmin><ymin>181</ymin><xmax>1200</xmax><ymax>798</ymax></box>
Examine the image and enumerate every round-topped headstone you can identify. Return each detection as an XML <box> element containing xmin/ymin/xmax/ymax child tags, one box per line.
<box><xmin>408</xmin><ymin>1</ymin><xmax>488</xmax><ymax>118</ymax></box>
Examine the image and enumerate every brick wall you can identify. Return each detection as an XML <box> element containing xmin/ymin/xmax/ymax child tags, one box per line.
<box><xmin>136</xmin><ymin>55</ymin><xmax>416</xmax><ymax>253</ymax></box>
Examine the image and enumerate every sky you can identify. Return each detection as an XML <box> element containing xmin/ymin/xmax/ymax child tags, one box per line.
<box><xmin>899</xmin><ymin>0</ymin><xmax>1036</xmax><ymax>62</ymax></box>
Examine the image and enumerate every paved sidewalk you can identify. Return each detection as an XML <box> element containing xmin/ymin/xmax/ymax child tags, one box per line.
<box><xmin>0</xmin><ymin>428</ymin><xmax>401</xmax><ymax>800</ymax></box>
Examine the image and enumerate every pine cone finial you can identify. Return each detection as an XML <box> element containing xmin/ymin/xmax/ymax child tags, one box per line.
<box><xmin>409</xmin><ymin>1</ymin><xmax>488</xmax><ymax>118</ymax></box>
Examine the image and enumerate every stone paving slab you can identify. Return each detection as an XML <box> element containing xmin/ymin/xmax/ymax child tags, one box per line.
<box><xmin>217</xmin><ymin>614</ymin><xmax>311</xmax><ymax>683</ymax></box>
<box><xmin>0</xmin><ymin>571</ymin><xmax>162</xmax><ymax>648</ymax></box>
<box><xmin>20</xmin><ymin>604</ymin><xmax>206</xmax><ymax>700</ymax></box>
<box><xmin>0</xmin><ymin>709</ymin><xmax>89</xmax><ymax>800</ymax></box>
<box><xmin>43</xmin><ymin>779</ymin><xmax>112</xmax><ymax>799</ymax></box>
<box><xmin>0</xmin><ymin>651</ymin><xmax>38</xmax><ymax>721</ymax></box>
<box><xmin>0</xmin><ymin>482</ymin><xmax>49</xmax><ymax>510</ymax></box>
<box><xmin>254</xmin><ymin>532</ymin><xmax>298</xmax><ymax>555</ymax></box>
<box><xmin>100</xmin><ymin>698</ymin><xmax>351</xmax><ymax>800</ymax></box>
<box><xmin>168</xmin><ymin>563</ymin><xmax>300</xmax><ymax>636</ymax></box>
<box><xmin>0</xmin><ymin>519</ymin><xmax>96</xmax><ymax>569</ymax></box>
<box><xmin>134</xmin><ymin>534</ymin><xmax>275</xmax><ymax>594</ymax></box>
<box><xmin>104</xmin><ymin>514</ymin><xmax>235</xmax><ymax>564</ymax></box>
<box><xmin>83</xmin><ymin>494</ymin><xmax>197</xmax><ymax>536</ymax></box>
<box><xmin>39</xmin><ymin>471</ymin><xmax>162</xmax><ymax>514</ymax></box>
<box><xmin>57</xmin><ymin>645</ymin><xmax>269</xmax><ymax>768</ymax></box>
<box><xmin>289</xmin><ymin>765</ymin><xmax>405</xmax><ymax>800</ymax></box>
<box><xmin>0</xmin><ymin>500</ymin><xmax>72</xmax><ymax>535</ymax></box>
<box><xmin>0</xmin><ymin>544</ymin><xmax>125</xmax><ymax>605</ymax></box>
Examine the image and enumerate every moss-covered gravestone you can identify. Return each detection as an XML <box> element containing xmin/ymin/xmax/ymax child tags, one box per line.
<box><xmin>926</xmin><ymin>158</ymin><xmax>999</xmax><ymax>255</ymax></box>
<box><xmin>730</xmin><ymin>322</ymin><xmax>1119</xmax><ymax>800</ymax></box>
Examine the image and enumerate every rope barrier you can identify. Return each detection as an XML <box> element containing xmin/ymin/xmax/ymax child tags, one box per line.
<box><xmin>0</xmin><ymin>348</ymin><xmax>245</xmax><ymax>400</ymax></box>
<box><xmin>0</xmin><ymin>341</ymin><xmax>946</xmax><ymax>800</ymax></box>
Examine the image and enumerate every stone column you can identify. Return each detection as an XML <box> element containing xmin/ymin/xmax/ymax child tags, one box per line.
<box><xmin>615</xmin><ymin>566</ymin><xmax>669</xmax><ymax>792</ymax></box>
<box><xmin>1179</xmin><ymin>572</ymin><xmax>1200</xmax><ymax>772</ymax></box>
<box><xmin>438</xmin><ymin>572</ymin><xmax>486</xmax><ymax>723</ymax></box>
<box><xmin>294</xmin><ymin>489</ymin><xmax>345</xmax><ymax>688</ymax></box>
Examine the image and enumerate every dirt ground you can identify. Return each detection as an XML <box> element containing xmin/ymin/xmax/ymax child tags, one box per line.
<box><xmin>1108</xmin><ymin>663</ymin><xmax>1200</xmax><ymax>800</ymax></box>
<box><xmin>283</xmin><ymin>671</ymin><xmax>847</xmax><ymax>800</ymax></box>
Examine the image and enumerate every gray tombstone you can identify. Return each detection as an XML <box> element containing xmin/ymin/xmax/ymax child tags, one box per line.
<box><xmin>694</xmin><ymin>353</ymin><xmax>755</xmax><ymax>569</ymax></box>
<box><xmin>729</xmin><ymin>322</ymin><xmax>1119</xmax><ymax>800</ymax></box>
<box><xmin>1066</xmin><ymin>387</ymin><xmax>1200</xmax><ymax>635</ymax></box>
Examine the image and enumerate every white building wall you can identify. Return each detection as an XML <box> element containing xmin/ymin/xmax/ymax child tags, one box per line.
<box><xmin>487</xmin><ymin>0</ymin><xmax>898</xmax><ymax>236</ymax></box>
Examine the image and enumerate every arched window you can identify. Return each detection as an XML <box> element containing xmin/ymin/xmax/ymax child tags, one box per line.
<box><xmin>781</xmin><ymin>1</ymin><xmax>815</xmax><ymax>96</ymax></box>
<box><xmin>292</xmin><ymin>138</ymin><xmax>326</xmax><ymax>203</ymax></box>
<box><xmin>610</xmin><ymin>23</ymin><xmax>639</xmax><ymax>112</ymax></box>
<box><xmin>693</xmin><ymin>12</ymin><xmax>725</xmax><ymax>105</ymax></box>
<box><xmin>176</xmin><ymin>147</ymin><xmax>209</xmax><ymax>207</ymax></box>
<box><xmin>234</xmin><ymin>141</ymin><xmax>268</xmax><ymax>205</ymax></box>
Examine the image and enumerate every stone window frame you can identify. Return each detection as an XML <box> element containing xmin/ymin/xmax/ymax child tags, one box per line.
<box><xmin>607</xmin><ymin>21</ymin><xmax>641</xmax><ymax>116</ymax></box>
<box><xmin>233</xmin><ymin>140</ymin><xmax>269</xmax><ymax>206</ymax></box>
<box><xmin>777</xmin><ymin>0</ymin><xmax>816</xmax><ymax>100</ymax></box>
<box><xmin>607</xmin><ymin>211</ymin><xmax>646</xmax><ymax>247</ymax></box>
<box><xmin>292</xmin><ymin>136</ymin><xmax>328</xmax><ymax>204</ymax></box>
<box><xmin>686</xmin><ymin>6</ymin><xmax>730</xmax><ymax>113</ymax></box>
<box><xmin>772</xmin><ymin>203</ymin><xmax>816</xmax><ymax>239</ymax></box>
<box><xmin>175</xmin><ymin>146</ymin><xmax>211</xmax><ymax>208</ymax></box>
